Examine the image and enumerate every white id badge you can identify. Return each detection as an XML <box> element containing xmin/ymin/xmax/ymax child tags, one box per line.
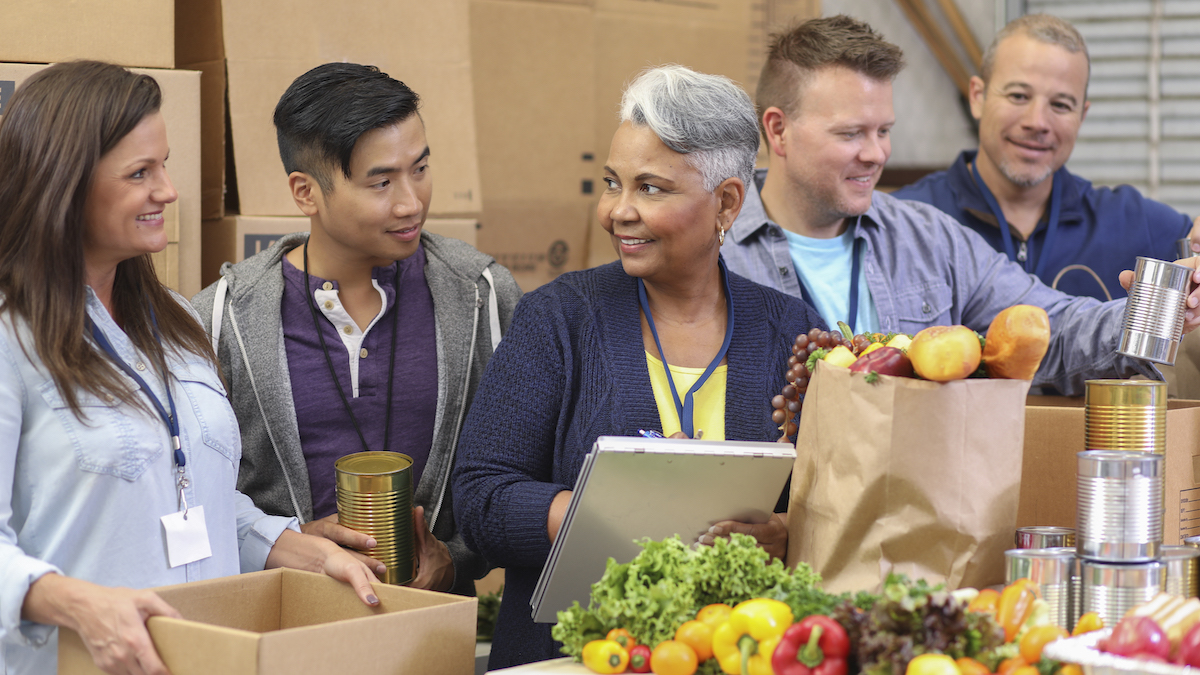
<box><xmin>161</xmin><ymin>505</ymin><xmax>213</xmax><ymax>568</ymax></box>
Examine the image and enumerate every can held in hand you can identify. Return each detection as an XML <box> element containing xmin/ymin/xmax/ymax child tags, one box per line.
<box><xmin>1084</xmin><ymin>380</ymin><xmax>1166</xmax><ymax>454</ymax></box>
<box><xmin>1117</xmin><ymin>256</ymin><xmax>1194</xmax><ymax>365</ymax></box>
<box><xmin>1016</xmin><ymin>526</ymin><xmax>1076</xmax><ymax>549</ymax></box>
<box><xmin>335</xmin><ymin>451</ymin><xmax>415</xmax><ymax>585</ymax></box>
<box><xmin>1162</xmin><ymin>545</ymin><xmax>1200</xmax><ymax>598</ymax></box>
<box><xmin>1178</xmin><ymin>238</ymin><xmax>1199</xmax><ymax>260</ymax></box>
<box><xmin>1080</xmin><ymin>559</ymin><xmax>1164</xmax><ymax>627</ymax></box>
<box><xmin>1076</xmin><ymin>450</ymin><xmax>1163</xmax><ymax>562</ymax></box>
<box><xmin>1005</xmin><ymin>547</ymin><xmax>1076</xmax><ymax>630</ymax></box>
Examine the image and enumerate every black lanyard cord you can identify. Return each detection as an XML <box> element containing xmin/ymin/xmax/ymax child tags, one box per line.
<box><xmin>302</xmin><ymin>242</ymin><xmax>399</xmax><ymax>455</ymax></box>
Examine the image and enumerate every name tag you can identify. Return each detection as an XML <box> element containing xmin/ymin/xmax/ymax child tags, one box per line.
<box><xmin>161</xmin><ymin>505</ymin><xmax>213</xmax><ymax>568</ymax></box>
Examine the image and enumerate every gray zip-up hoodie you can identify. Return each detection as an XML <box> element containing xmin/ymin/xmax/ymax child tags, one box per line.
<box><xmin>191</xmin><ymin>231</ymin><xmax>521</xmax><ymax>595</ymax></box>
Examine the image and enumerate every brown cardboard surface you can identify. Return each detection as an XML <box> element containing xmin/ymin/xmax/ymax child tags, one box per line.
<box><xmin>0</xmin><ymin>63</ymin><xmax>201</xmax><ymax>297</ymax></box>
<box><xmin>0</xmin><ymin>1</ymin><xmax>173</xmax><ymax>69</ymax></box>
<box><xmin>191</xmin><ymin>0</ymin><xmax>481</xmax><ymax>218</ymax></box>
<box><xmin>478</xmin><ymin>200</ymin><xmax>591</xmax><ymax>292</ymax></box>
<box><xmin>1019</xmin><ymin>396</ymin><xmax>1200</xmax><ymax>544</ymax></box>
<box><xmin>59</xmin><ymin>568</ymin><xmax>476</xmax><ymax>675</ymax></box>
<box><xmin>202</xmin><ymin>216</ymin><xmax>482</xmax><ymax>287</ymax></box>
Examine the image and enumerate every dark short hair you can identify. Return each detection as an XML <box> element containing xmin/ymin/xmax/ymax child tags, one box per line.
<box><xmin>756</xmin><ymin>15</ymin><xmax>904</xmax><ymax>138</ymax></box>
<box><xmin>274</xmin><ymin>62</ymin><xmax>421</xmax><ymax>192</ymax></box>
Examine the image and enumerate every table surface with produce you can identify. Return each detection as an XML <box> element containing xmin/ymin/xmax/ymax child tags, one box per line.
<box><xmin>489</xmin><ymin>304</ymin><xmax>1200</xmax><ymax>675</ymax></box>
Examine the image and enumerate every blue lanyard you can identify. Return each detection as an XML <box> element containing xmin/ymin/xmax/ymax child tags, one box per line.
<box><xmin>87</xmin><ymin>315</ymin><xmax>184</xmax><ymax>469</ymax></box>
<box><xmin>796</xmin><ymin>226</ymin><xmax>864</xmax><ymax>333</ymax></box>
<box><xmin>971</xmin><ymin>159</ymin><xmax>1063</xmax><ymax>281</ymax></box>
<box><xmin>637</xmin><ymin>260</ymin><xmax>735</xmax><ymax>439</ymax></box>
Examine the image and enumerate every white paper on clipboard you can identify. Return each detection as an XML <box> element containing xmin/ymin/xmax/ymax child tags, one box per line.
<box><xmin>531</xmin><ymin>436</ymin><xmax>795</xmax><ymax>623</ymax></box>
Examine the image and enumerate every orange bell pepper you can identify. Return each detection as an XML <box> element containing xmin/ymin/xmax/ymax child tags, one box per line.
<box><xmin>996</xmin><ymin>579</ymin><xmax>1039</xmax><ymax>642</ymax></box>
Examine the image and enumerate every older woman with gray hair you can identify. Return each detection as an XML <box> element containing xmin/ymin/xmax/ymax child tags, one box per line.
<box><xmin>451</xmin><ymin>65</ymin><xmax>824</xmax><ymax>668</ymax></box>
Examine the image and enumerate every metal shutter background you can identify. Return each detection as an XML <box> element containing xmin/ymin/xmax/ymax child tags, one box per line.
<box><xmin>1022</xmin><ymin>0</ymin><xmax>1200</xmax><ymax>218</ymax></box>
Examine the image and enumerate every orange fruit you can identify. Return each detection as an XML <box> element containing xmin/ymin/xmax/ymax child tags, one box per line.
<box><xmin>1019</xmin><ymin>624</ymin><xmax>1068</xmax><ymax>664</ymax></box>
<box><xmin>673</xmin><ymin>620</ymin><xmax>714</xmax><ymax>662</ymax></box>
<box><xmin>650</xmin><ymin>640</ymin><xmax>698</xmax><ymax>675</ymax></box>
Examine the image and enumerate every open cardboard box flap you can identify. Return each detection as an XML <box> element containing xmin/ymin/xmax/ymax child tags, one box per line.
<box><xmin>60</xmin><ymin>568</ymin><xmax>476</xmax><ymax>675</ymax></box>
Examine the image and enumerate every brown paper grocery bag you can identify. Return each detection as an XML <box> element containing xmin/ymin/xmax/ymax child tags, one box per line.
<box><xmin>786</xmin><ymin>364</ymin><xmax>1031</xmax><ymax>593</ymax></box>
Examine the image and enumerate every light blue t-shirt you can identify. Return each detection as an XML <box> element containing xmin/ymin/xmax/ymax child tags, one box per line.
<box><xmin>783</xmin><ymin>222</ymin><xmax>880</xmax><ymax>334</ymax></box>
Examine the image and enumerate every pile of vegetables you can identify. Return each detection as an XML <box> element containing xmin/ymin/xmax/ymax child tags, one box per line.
<box><xmin>1100</xmin><ymin>592</ymin><xmax>1200</xmax><ymax>666</ymax></box>
<box><xmin>555</xmin><ymin>536</ymin><xmax>1107</xmax><ymax>675</ymax></box>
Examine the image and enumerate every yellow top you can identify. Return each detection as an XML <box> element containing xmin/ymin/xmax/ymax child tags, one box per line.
<box><xmin>645</xmin><ymin>352</ymin><xmax>726</xmax><ymax>440</ymax></box>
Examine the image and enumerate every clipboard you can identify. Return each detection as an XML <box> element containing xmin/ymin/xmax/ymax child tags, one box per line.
<box><xmin>530</xmin><ymin>436</ymin><xmax>795</xmax><ymax>623</ymax></box>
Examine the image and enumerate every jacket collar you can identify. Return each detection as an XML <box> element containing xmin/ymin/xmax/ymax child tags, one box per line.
<box><xmin>948</xmin><ymin>149</ymin><xmax>1085</xmax><ymax>228</ymax></box>
<box><xmin>732</xmin><ymin>167</ymin><xmax>883</xmax><ymax>243</ymax></box>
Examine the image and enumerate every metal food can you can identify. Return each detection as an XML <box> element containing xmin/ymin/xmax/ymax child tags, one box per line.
<box><xmin>334</xmin><ymin>451</ymin><xmax>415</xmax><ymax>585</ymax></box>
<box><xmin>1005</xmin><ymin>547</ymin><xmax>1076</xmax><ymax>631</ymax></box>
<box><xmin>1178</xmin><ymin>238</ymin><xmax>1198</xmax><ymax>260</ymax></box>
<box><xmin>1186</xmin><ymin>535</ymin><xmax>1200</xmax><ymax>549</ymax></box>
<box><xmin>1080</xmin><ymin>559</ymin><xmax>1164</xmax><ymax>627</ymax></box>
<box><xmin>1015</xmin><ymin>526</ymin><xmax>1076</xmax><ymax>549</ymax></box>
<box><xmin>1162</xmin><ymin>545</ymin><xmax>1200</xmax><ymax>598</ymax></box>
<box><xmin>1076</xmin><ymin>450</ymin><xmax>1164</xmax><ymax>562</ymax></box>
<box><xmin>1116</xmin><ymin>256</ymin><xmax>1194</xmax><ymax>365</ymax></box>
<box><xmin>1084</xmin><ymin>380</ymin><xmax>1165</xmax><ymax>454</ymax></box>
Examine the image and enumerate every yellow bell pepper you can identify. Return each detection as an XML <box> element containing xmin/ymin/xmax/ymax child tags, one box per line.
<box><xmin>823</xmin><ymin>346</ymin><xmax>857</xmax><ymax>368</ymax></box>
<box><xmin>582</xmin><ymin>639</ymin><xmax>629</xmax><ymax>674</ymax></box>
<box><xmin>712</xmin><ymin>597</ymin><xmax>794</xmax><ymax>675</ymax></box>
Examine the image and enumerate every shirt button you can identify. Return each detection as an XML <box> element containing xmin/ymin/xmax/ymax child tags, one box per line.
<box><xmin>343</xmin><ymin>325</ymin><xmax>353</xmax><ymax>335</ymax></box>
<box><xmin>922</xmin><ymin>302</ymin><xmax>932</xmax><ymax>314</ymax></box>
<box><xmin>322</xmin><ymin>282</ymin><xmax>333</xmax><ymax>291</ymax></box>
<box><xmin>135</xmin><ymin>362</ymin><xmax>147</xmax><ymax>371</ymax></box>
<box><xmin>360</xmin><ymin>348</ymin><xmax>368</xmax><ymax>359</ymax></box>
<box><xmin>323</xmin><ymin>300</ymin><xmax>334</xmax><ymax>310</ymax></box>
<box><xmin>779</xmin><ymin>266</ymin><xmax>789</xmax><ymax>277</ymax></box>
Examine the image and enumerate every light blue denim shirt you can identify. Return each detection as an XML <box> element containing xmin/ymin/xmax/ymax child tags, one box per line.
<box><xmin>721</xmin><ymin>169</ymin><xmax>1159</xmax><ymax>395</ymax></box>
<box><xmin>0</xmin><ymin>290</ymin><xmax>297</xmax><ymax>674</ymax></box>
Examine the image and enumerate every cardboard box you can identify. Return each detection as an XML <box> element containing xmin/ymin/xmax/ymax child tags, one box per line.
<box><xmin>176</xmin><ymin>0</ymin><xmax>482</xmax><ymax>220</ymax></box>
<box><xmin>0</xmin><ymin>63</ymin><xmax>201</xmax><ymax>298</ymax></box>
<box><xmin>0</xmin><ymin>1</ymin><xmax>173</xmax><ymax>69</ymax></box>
<box><xmin>202</xmin><ymin>216</ymin><xmax>481</xmax><ymax>287</ymax></box>
<box><xmin>1019</xmin><ymin>396</ymin><xmax>1200</xmax><ymax>544</ymax></box>
<box><xmin>58</xmin><ymin>568</ymin><xmax>476</xmax><ymax>675</ymax></box>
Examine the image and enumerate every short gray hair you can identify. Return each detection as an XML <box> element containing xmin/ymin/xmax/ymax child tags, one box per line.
<box><xmin>619</xmin><ymin>65</ymin><xmax>759</xmax><ymax>191</ymax></box>
<box><xmin>981</xmin><ymin>14</ymin><xmax>1090</xmax><ymax>96</ymax></box>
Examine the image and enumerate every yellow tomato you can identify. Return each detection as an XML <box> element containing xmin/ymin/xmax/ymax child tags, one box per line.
<box><xmin>905</xmin><ymin>653</ymin><xmax>960</xmax><ymax>675</ymax></box>
<box><xmin>1019</xmin><ymin>624</ymin><xmax>1068</xmax><ymax>664</ymax></box>
<box><xmin>696</xmin><ymin>603</ymin><xmax>733</xmax><ymax>631</ymax></box>
<box><xmin>650</xmin><ymin>640</ymin><xmax>699</xmax><ymax>675</ymax></box>
<box><xmin>674</xmin><ymin>620</ymin><xmax>714</xmax><ymax>663</ymax></box>
<box><xmin>1059</xmin><ymin>665</ymin><xmax>1084</xmax><ymax>675</ymax></box>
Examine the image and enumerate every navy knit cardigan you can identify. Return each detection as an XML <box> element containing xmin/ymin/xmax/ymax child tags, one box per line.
<box><xmin>452</xmin><ymin>260</ymin><xmax>825</xmax><ymax>669</ymax></box>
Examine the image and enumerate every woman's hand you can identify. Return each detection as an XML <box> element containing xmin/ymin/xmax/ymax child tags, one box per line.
<box><xmin>698</xmin><ymin>512</ymin><xmax>789</xmax><ymax>561</ymax></box>
<box><xmin>299</xmin><ymin>513</ymin><xmax>387</xmax><ymax>576</ymax></box>
<box><xmin>266</xmin><ymin>529</ymin><xmax>381</xmax><ymax>606</ymax></box>
<box><xmin>409</xmin><ymin>506</ymin><xmax>454</xmax><ymax>592</ymax></box>
<box><xmin>22</xmin><ymin>573</ymin><xmax>181</xmax><ymax>675</ymax></box>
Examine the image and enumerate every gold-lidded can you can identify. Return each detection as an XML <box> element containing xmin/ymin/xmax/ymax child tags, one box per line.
<box><xmin>335</xmin><ymin>451</ymin><xmax>414</xmax><ymax>585</ymax></box>
<box><xmin>1084</xmin><ymin>380</ymin><xmax>1166</xmax><ymax>454</ymax></box>
<box><xmin>1162</xmin><ymin>545</ymin><xmax>1200</xmax><ymax>598</ymax></box>
<box><xmin>1016</xmin><ymin>526</ymin><xmax>1076</xmax><ymax>549</ymax></box>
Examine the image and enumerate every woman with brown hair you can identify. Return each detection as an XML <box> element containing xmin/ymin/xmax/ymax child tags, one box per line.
<box><xmin>0</xmin><ymin>61</ymin><xmax>380</xmax><ymax>675</ymax></box>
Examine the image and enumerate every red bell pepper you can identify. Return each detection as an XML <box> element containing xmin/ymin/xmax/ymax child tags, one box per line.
<box><xmin>770</xmin><ymin>615</ymin><xmax>850</xmax><ymax>675</ymax></box>
<box><xmin>1102</xmin><ymin>615</ymin><xmax>1170</xmax><ymax>661</ymax></box>
<box><xmin>847</xmin><ymin>346</ymin><xmax>913</xmax><ymax>378</ymax></box>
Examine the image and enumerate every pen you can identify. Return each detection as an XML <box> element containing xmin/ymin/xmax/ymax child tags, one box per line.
<box><xmin>638</xmin><ymin>429</ymin><xmax>665</xmax><ymax>438</ymax></box>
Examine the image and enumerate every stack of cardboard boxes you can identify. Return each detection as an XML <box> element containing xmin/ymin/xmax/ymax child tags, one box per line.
<box><xmin>0</xmin><ymin>1</ymin><xmax>202</xmax><ymax>297</ymax></box>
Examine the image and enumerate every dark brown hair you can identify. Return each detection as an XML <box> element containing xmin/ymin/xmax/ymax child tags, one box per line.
<box><xmin>0</xmin><ymin>61</ymin><xmax>216</xmax><ymax>418</ymax></box>
<box><xmin>756</xmin><ymin>15</ymin><xmax>905</xmax><ymax>138</ymax></box>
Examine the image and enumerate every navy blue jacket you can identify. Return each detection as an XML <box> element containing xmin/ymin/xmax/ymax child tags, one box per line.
<box><xmin>893</xmin><ymin>150</ymin><xmax>1191</xmax><ymax>301</ymax></box>
<box><xmin>451</xmin><ymin>260</ymin><xmax>824</xmax><ymax>669</ymax></box>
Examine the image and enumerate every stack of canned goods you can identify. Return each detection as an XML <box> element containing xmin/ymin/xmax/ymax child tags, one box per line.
<box><xmin>1004</xmin><ymin>379</ymin><xmax>1200</xmax><ymax>630</ymax></box>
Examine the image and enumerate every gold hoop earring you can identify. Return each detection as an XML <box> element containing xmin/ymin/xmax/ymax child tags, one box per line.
<box><xmin>718</xmin><ymin>226</ymin><xmax>726</xmax><ymax>246</ymax></box>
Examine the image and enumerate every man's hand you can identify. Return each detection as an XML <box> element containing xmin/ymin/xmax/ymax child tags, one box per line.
<box><xmin>23</xmin><ymin>574</ymin><xmax>181</xmax><ymax>675</ymax></box>
<box><xmin>409</xmin><ymin>506</ymin><xmax>454</xmax><ymax>592</ymax></box>
<box><xmin>299</xmin><ymin>513</ymin><xmax>386</xmax><ymax>576</ymax></box>
<box><xmin>1119</xmin><ymin>256</ymin><xmax>1200</xmax><ymax>334</ymax></box>
<box><xmin>1189</xmin><ymin>215</ymin><xmax>1200</xmax><ymax>254</ymax></box>
<box><xmin>697</xmin><ymin>512</ymin><xmax>789</xmax><ymax>561</ymax></box>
